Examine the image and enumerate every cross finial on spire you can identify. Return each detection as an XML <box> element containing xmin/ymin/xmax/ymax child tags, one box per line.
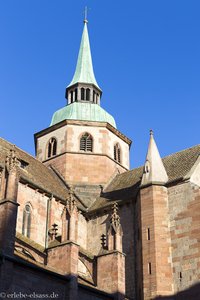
<box><xmin>150</xmin><ymin>129</ymin><xmax>153</xmax><ymax>136</ymax></box>
<box><xmin>84</xmin><ymin>6</ymin><xmax>88</xmax><ymax>23</ymax></box>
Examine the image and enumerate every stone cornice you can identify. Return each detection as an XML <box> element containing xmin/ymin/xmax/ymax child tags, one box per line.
<box><xmin>42</xmin><ymin>150</ymin><xmax>129</xmax><ymax>172</ymax></box>
<box><xmin>34</xmin><ymin>119</ymin><xmax>132</xmax><ymax>147</ymax></box>
<box><xmin>47</xmin><ymin>240</ymin><xmax>79</xmax><ymax>250</ymax></box>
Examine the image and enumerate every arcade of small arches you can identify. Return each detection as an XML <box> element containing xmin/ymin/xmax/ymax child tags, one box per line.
<box><xmin>46</xmin><ymin>135</ymin><xmax>122</xmax><ymax>164</ymax></box>
<box><xmin>67</xmin><ymin>86</ymin><xmax>100</xmax><ymax>104</ymax></box>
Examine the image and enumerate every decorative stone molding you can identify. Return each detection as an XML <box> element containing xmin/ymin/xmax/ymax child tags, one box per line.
<box><xmin>0</xmin><ymin>167</ymin><xmax>3</xmax><ymax>179</ymax></box>
<box><xmin>5</xmin><ymin>149</ymin><xmax>19</xmax><ymax>174</ymax></box>
<box><xmin>48</xmin><ymin>223</ymin><xmax>58</xmax><ymax>241</ymax></box>
<box><xmin>5</xmin><ymin>149</ymin><xmax>20</xmax><ymax>201</ymax></box>
<box><xmin>66</xmin><ymin>186</ymin><xmax>77</xmax><ymax>215</ymax></box>
<box><xmin>107</xmin><ymin>202</ymin><xmax>123</xmax><ymax>252</ymax></box>
<box><xmin>110</xmin><ymin>202</ymin><xmax>122</xmax><ymax>233</ymax></box>
<box><xmin>61</xmin><ymin>187</ymin><xmax>78</xmax><ymax>243</ymax></box>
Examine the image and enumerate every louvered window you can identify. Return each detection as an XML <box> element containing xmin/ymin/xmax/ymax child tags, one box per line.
<box><xmin>80</xmin><ymin>133</ymin><xmax>93</xmax><ymax>152</ymax></box>
<box><xmin>47</xmin><ymin>138</ymin><xmax>57</xmax><ymax>158</ymax></box>
<box><xmin>114</xmin><ymin>143</ymin><xmax>121</xmax><ymax>163</ymax></box>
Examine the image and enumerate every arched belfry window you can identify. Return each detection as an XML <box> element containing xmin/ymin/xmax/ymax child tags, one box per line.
<box><xmin>81</xmin><ymin>88</ymin><xmax>85</xmax><ymax>100</ymax></box>
<box><xmin>93</xmin><ymin>91</ymin><xmax>96</xmax><ymax>103</ymax></box>
<box><xmin>86</xmin><ymin>88</ymin><xmax>90</xmax><ymax>101</ymax></box>
<box><xmin>114</xmin><ymin>143</ymin><xmax>121</xmax><ymax>163</ymax></box>
<box><xmin>75</xmin><ymin>88</ymin><xmax>78</xmax><ymax>101</ymax></box>
<box><xmin>22</xmin><ymin>203</ymin><xmax>32</xmax><ymax>238</ymax></box>
<box><xmin>80</xmin><ymin>133</ymin><xmax>93</xmax><ymax>152</ymax></box>
<box><xmin>70</xmin><ymin>91</ymin><xmax>74</xmax><ymax>103</ymax></box>
<box><xmin>47</xmin><ymin>138</ymin><xmax>57</xmax><ymax>158</ymax></box>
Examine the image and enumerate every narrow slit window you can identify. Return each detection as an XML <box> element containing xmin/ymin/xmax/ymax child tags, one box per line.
<box><xmin>148</xmin><ymin>262</ymin><xmax>152</xmax><ymax>275</ymax></box>
<box><xmin>179</xmin><ymin>272</ymin><xmax>182</xmax><ymax>282</ymax></box>
<box><xmin>147</xmin><ymin>228</ymin><xmax>150</xmax><ymax>240</ymax></box>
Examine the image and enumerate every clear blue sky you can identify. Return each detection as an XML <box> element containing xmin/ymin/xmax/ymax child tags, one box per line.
<box><xmin>0</xmin><ymin>1</ymin><xmax>200</xmax><ymax>168</ymax></box>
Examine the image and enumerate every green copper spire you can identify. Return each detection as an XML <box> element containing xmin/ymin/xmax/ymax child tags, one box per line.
<box><xmin>68</xmin><ymin>20</ymin><xmax>101</xmax><ymax>90</ymax></box>
<box><xmin>51</xmin><ymin>16</ymin><xmax>116</xmax><ymax>128</ymax></box>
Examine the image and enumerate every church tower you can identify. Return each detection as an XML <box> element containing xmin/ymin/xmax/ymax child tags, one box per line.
<box><xmin>34</xmin><ymin>17</ymin><xmax>131</xmax><ymax>187</ymax></box>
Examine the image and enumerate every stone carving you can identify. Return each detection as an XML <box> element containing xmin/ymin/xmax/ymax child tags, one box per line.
<box><xmin>0</xmin><ymin>167</ymin><xmax>3</xmax><ymax>179</ymax></box>
<box><xmin>48</xmin><ymin>223</ymin><xmax>58</xmax><ymax>241</ymax></box>
<box><xmin>100</xmin><ymin>234</ymin><xmax>107</xmax><ymax>249</ymax></box>
<box><xmin>107</xmin><ymin>202</ymin><xmax>123</xmax><ymax>251</ymax></box>
<box><xmin>110</xmin><ymin>202</ymin><xmax>121</xmax><ymax>233</ymax></box>
<box><xmin>6</xmin><ymin>149</ymin><xmax>19</xmax><ymax>173</ymax></box>
<box><xmin>66</xmin><ymin>186</ymin><xmax>77</xmax><ymax>215</ymax></box>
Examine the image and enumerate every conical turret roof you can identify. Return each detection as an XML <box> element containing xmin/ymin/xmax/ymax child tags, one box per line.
<box><xmin>141</xmin><ymin>130</ymin><xmax>168</xmax><ymax>186</ymax></box>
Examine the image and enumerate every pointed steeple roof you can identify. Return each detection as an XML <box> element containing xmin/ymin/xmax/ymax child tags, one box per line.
<box><xmin>141</xmin><ymin>130</ymin><xmax>168</xmax><ymax>186</ymax></box>
<box><xmin>68</xmin><ymin>20</ymin><xmax>101</xmax><ymax>90</ymax></box>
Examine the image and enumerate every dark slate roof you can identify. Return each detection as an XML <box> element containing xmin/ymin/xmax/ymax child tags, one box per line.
<box><xmin>0</xmin><ymin>138</ymin><xmax>70</xmax><ymax>202</ymax></box>
<box><xmin>89</xmin><ymin>144</ymin><xmax>200</xmax><ymax>212</ymax></box>
<box><xmin>162</xmin><ymin>144</ymin><xmax>200</xmax><ymax>182</ymax></box>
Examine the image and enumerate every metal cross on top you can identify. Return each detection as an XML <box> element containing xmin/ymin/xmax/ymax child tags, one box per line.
<box><xmin>84</xmin><ymin>6</ymin><xmax>88</xmax><ymax>23</ymax></box>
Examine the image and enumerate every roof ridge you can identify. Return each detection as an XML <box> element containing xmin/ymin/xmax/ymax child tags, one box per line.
<box><xmin>162</xmin><ymin>144</ymin><xmax>200</xmax><ymax>160</ymax></box>
<box><xmin>128</xmin><ymin>143</ymin><xmax>200</xmax><ymax>172</ymax></box>
<box><xmin>0</xmin><ymin>137</ymin><xmax>38</xmax><ymax>162</ymax></box>
<box><xmin>0</xmin><ymin>137</ymin><xmax>71</xmax><ymax>201</ymax></box>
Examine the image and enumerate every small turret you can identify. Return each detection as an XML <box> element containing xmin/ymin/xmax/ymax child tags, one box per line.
<box><xmin>139</xmin><ymin>131</ymin><xmax>173</xmax><ymax>299</ymax></box>
<box><xmin>141</xmin><ymin>130</ymin><xmax>168</xmax><ymax>187</ymax></box>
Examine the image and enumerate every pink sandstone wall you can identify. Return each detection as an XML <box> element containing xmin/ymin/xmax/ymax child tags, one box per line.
<box><xmin>168</xmin><ymin>182</ymin><xmax>200</xmax><ymax>293</ymax></box>
<box><xmin>16</xmin><ymin>183</ymin><xmax>48</xmax><ymax>246</ymax></box>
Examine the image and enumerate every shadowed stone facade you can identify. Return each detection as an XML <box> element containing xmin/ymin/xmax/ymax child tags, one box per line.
<box><xmin>1</xmin><ymin>17</ymin><xmax>200</xmax><ymax>300</ymax></box>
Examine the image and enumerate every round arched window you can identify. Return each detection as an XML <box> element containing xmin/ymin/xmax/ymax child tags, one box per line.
<box><xmin>80</xmin><ymin>133</ymin><xmax>93</xmax><ymax>152</ymax></box>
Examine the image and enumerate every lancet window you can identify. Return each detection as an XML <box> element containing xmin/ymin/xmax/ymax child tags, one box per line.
<box><xmin>47</xmin><ymin>138</ymin><xmax>57</xmax><ymax>158</ymax></box>
<box><xmin>22</xmin><ymin>203</ymin><xmax>31</xmax><ymax>238</ymax></box>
